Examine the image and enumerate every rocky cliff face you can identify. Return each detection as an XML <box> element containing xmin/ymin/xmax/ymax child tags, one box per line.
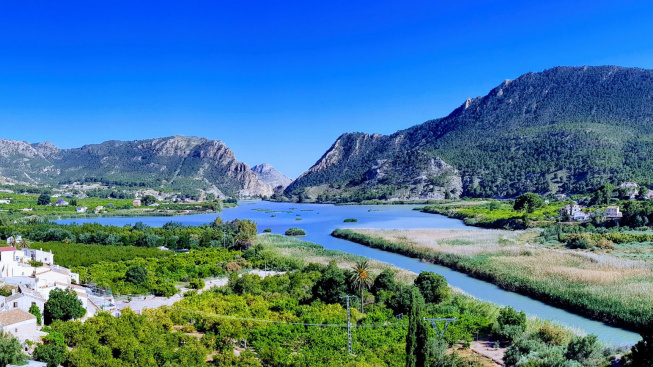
<box><xmin>251</xmin><ymin>164</ymin><xmax>293</xmax><ymax>192</ymax></box>
<box><xmin>0</xmin><ymin>136</ymin><xmax>273</xmax><ymax>198</ymax></box>
<box><xmin>285</xmin><ymin>132</ymin><xmax>461</xmax><ymax>201</ymax></box>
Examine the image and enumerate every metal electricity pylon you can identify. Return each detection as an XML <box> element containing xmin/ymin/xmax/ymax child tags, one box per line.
<box><xmin>341</xmin><ymin>295</ymin><xmax>357</xmax><ymax>355</ymax></box>
<box><xmin>423</xmin><ymin>317</ymin><xmax>457</xmax><ymax>338</ymax></box>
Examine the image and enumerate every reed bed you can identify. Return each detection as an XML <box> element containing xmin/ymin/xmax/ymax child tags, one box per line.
<box><xmin>333</xmin><ymin>228</ymin><xmax>653</xmax><ymax>331</ymax></box>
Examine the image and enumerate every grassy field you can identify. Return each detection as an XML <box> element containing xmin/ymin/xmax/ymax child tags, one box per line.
<box><xmin>332</xmin><ymin>228</ymin><xmax>653</xmax><ymax>331</ymax></box>
<box><xmin>255</xmin><ymin>234</ymin><xmax>417</xmax><ymax>284</ymax></box>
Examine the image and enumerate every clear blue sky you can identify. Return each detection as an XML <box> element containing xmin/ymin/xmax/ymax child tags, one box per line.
<box><xmin>1</xmin><ymin>1</ymin><xmax>652</xmax><ymax>178</ymax></box>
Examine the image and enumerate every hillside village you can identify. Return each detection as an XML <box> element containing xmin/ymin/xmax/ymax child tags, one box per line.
<box><xmin>0</xmin><ymin>242</ymin><xmax>117</xmax><ymax>347</ymax></box>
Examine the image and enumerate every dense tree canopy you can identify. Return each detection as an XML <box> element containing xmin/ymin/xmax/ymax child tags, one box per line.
<box><xmin>44</xmin><ymin>288</ymin><xmax>86</xmax><ymax>325</ymax></box>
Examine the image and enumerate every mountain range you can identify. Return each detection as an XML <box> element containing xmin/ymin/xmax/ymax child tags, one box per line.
<box><xmin>286</xmin><ymin>66</ymin><xmax>653</xmax><ymax>200</ymax></box>
<box><xmin>0</xmin><ymin>136</ymin><xmax>274</xmax><ymax>198</ymax></box>
<box><xmin>3</xmin><ymin>66</ymin><xmax>653</xmax><ymax>201</ymax></box>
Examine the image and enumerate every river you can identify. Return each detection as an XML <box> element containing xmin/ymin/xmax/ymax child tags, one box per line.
<box><xmin>58</xmin><ymin>200</ymin><xmax>641</xmax><ymax>344</ymax></box>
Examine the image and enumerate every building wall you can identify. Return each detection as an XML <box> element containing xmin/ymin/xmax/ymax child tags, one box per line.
<box><xmin>1</xmin><ymin>318</ymin><xmax>38</xmax><ymax>341</ymax></box>
<box><xmin>4</xmin><ymin>295</ymin><xmax>44</xmax><ymax>314</ymax></box>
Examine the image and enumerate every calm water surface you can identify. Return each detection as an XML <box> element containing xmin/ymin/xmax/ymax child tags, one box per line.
<box><xmin>58</xmin><ymin>200</ymin><xmax>641</xmax><ymax>344</ymax></box>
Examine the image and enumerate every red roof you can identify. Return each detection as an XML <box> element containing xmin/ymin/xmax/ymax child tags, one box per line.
<box><xmin>0</xmin><ymin>246</ymin><xmax>16</xmax><ymax>252</ymax></box>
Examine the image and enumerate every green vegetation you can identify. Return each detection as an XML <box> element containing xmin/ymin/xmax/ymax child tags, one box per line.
<box><xmin>0</xmin><ymin>218</ymin><xmax>256</xmax><ymax>250</ymax></box>
<box><xmin>343</xmin><ymin>218</ymin><xmax>358</xmax><ymax>222</ymax></box>
<box><xmin>284</xmin><ymin>227</ymin><xmax>306</xmax><ymax>236</ymax></box>
<box><xmin>332</xmin><ymin>228</ymin><xmax>653</xmax><ymax>331</ymax></box>
<box><xmin>20</xmin><ymin>224</ymin><xmax>625</xmax><ymax>366</ymax></box>
<box><xmin>417</xmin><ymin>199</ymin><xmax>567</xmax><ymax>229</ymax></box>
<box><xmin>44</xmin><ymin>288</ymin><xmax>86</xmax><ymax>325</ymax></box>
<box><xmin>33</xmin><ymin>242</ymin><xmax>174</xmax><ymax>268</ymax></box>
<box><xmin>30</xmin><ymin>304</ymin><xmax>42</xmax><ymax>325</ymax></box>
<box><xmin>74</xmin><ymin>248</ymin><xmax>238</xmax><ymax>296</ymax></box>
<box><xmin>286</xmin><ymin>67</ymin><xmax>653</xmax><ymax>199</ymax></box>
<box><xmin>0</xmin><ymin>331</ymin><xmax>26</xmax><ymax>367</ymax></box>
<box><xmin>513</xmin><ymin>193</ymin><xmax>545</xmax><ymax>213</ymax></box>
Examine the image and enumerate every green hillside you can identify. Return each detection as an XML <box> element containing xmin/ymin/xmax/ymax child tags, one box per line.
<box><xmin>287</xmin><ymin>66</ymin><xmax>653</xmax><ymax>198</ymax></box>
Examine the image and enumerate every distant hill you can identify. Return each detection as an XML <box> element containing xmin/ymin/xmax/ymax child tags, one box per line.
<box><xmin>251</xmin><ymin>164</ymin><xmax>293</xmax><ymax>193</ymax></box>
<box><xmin>286</xmin><ymin>66</ymin><xmax>653</xmax><ymax>199</ymax></box>
<box><xmin>0</xmin><ymin>136</ymin><xmax>273</xmax><ymax>198</ymax></box>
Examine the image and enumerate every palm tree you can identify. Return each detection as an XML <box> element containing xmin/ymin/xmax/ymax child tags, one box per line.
<box><xmin>350</xmin><ymin>260</ymin><xmax>373</xmax><ymax>313</ymax></box>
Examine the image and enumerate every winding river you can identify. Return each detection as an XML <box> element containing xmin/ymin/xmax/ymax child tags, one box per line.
<box><xmin>58</xmin><ymin>200</ymin><xmax>642</xmax><ymax>344</ymax></box>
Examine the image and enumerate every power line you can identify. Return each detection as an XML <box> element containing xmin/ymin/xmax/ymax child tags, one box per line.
<box><xmin>170</xmin><ymin>306</ymin><xmax>402</xmax><ymax>329</ymax></box>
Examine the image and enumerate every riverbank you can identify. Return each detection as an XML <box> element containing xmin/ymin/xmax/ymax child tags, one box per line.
<box><xmin>331</xmin><ymin>228</ymin><xmax>653</xmax><ymax>332</ymax></box>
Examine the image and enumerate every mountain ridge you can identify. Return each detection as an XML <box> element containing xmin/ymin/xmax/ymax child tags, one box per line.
<box><xmin>286</xmin><ymin>65</ymin><xmax>653</xmax><ymax>200</ymax></box>
<box><xmin>0</xmin><ymin>135</ymin><xmax>273</xmax><ymax>198</ymax></box>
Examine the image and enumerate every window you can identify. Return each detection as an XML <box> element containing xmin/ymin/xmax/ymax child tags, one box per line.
<box><xmin>12</xmin><ymin>302</ymin><xmax>17</xmax><ymax>308</ymax></box>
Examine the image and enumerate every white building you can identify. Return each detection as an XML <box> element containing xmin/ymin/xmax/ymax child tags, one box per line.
<box><xmin>0</xmin><ymin>309</ymin><xmax>40</xmax><ymax>342</ymax></box>
<box><xmin>560</xmin><ymin>205</ymin><xmax>589</xmax><ymax>221</ymax></box>
<box><xmin>1</xmin><ymin>287</ymin><xmax>45</xmax><ymax>314</ymax></box>
<box><xmin>605</xmin><ymin>206</ymin><xmax>623</xmax><ymax>218</ymax></box>
<box><xmin>75</xmin><ymin>206</ymin><xmax>87</xmax><ymax>213</ymax></box>
<box><xmin>23</xmin><ymin>249</ymin><xmax>54</xmax><ymax>265</ymax></box>
<box><xmin>5</xmin><ymin>236</ymin><xmax>22</xmax><ymax>245</ymax></box>
<box><xmin>0</xmin><ymin>247</ymin><xmax>34</xmax><ymax>278</ymax></box>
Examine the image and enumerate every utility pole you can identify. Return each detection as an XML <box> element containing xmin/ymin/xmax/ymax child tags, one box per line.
<box><xmin>341</xmin><ymin>295</ymin><xmax>357</xmax><ymax>356</ymax></box>
<box><xmin>423</xmin><ymin>317</ymin><xmax>457</xmax><ymax>338</ymax></box>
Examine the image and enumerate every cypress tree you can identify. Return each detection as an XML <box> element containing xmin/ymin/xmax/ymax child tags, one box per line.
<box><xmin>406</xmin><ymin>288</ymin><xmax>427</xmax><ymax>367</ymax></box>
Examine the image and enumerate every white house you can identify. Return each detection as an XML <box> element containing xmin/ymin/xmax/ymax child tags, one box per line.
<box><xmin>0</xmin><ymin>247</ymin><xmax>34</xmax><ymax>278</ymax></box>
<box><xmin>75</xmin><ymin>206</ymin><xmax>87</xmax><ymax>213</ymax></box>
<box><xmin>2</xmin><ymin>288</ymin><xmax>45</xmax><ymax>314</ymax></box>
<box><xmin>620</xmin><ymin>182</ymin><xmax>638</xmax><ymax>189</ymax></box>
<box><xmin>5</xmin><ymin>236</ymin><xmax>22</xmax><ymax>245</ymax></box>
<box><xmin>605</xmin><ymin>206</ymin><xmax>623</xmax><ymax>218</ymax></box>
<box><xmin>23</xmin><ymin>248</ymin><xmax>54</xmax><ymax>265</ymax></box>
<box><xmin>0</xmin><ymin>200</ymin><xmax>10</xmax><ymax>204</ymax></box>
<box><xmin>0</xmin><ymin>309</ymin><xmax>39</xmax><ymax>342</ymax></box>
<box><xmin>560</xmin><ymin>205</ymin><xmax>588</xmax><ymax>221</ymax></box>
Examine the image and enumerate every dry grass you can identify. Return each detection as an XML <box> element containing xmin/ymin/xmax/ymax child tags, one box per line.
<box><xmin>341</xmin><ymin>228</ymin><xmax>653</xmax><ymax>329</ymax></box>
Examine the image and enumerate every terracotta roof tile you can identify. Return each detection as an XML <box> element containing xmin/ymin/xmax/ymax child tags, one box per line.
<box><xmin>0</xmin><ymin>309</ymin><xmax>36</xmax><ymax>326</ymax></box>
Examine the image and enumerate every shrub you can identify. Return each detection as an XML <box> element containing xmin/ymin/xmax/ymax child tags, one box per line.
<box><xmin>343</xmin><ymin>218</ymin><xmax>358</xmax><ymax>223</ymax></box>
<box><xmin>372</xmin><ymin>269</ymin><xmax>397</xmax><ymax>295</ymax></box>
<box><xmin>188</xmin><ymin>278</ymin><xmax>205</xmax><ymax>290</ymax></box>
<box><xmin>414</xmin><ymin>271</ymin><xmax>449</xmax><ymax>304</ymax></box>
<box><xmin>226</xmin><ymin>262</ymin><xmax>242</xmax><ymax>273</ymax></box>
<box><xmin>285</xmin><ymin>228</ymin><xmax>306</xmax><ymax>236</ymax></box>
<box><xmin>388</xmin><ymin>286</ymin><xmax>423</xmax><ymax>315</ymax></box>
<box><xmin>229</xmin><ymin>273</ymin><xmax>262</xmax><ymax>296</ymax></box>
<box><xmin>565</xmin><ymin>234</ymin><xmax>596</xmax><ymax>249</ymax></box>
<box><xmin>624</xmin><ymin>331</ymin><xmax>653</xmax><ymax>367</ymax></box>
<box><xmin>495</xmin><ymin>306</ymin><xmax>526</xmax><ymax>342</ymax></box>
<box><xmin>125</xmin><ymin>265</ymin><xmax>147</xmax><ymax>284</ymax></box>
<box><xmin>312</xmin><ymin>263</ymin><xmax>348</xmax><ymax>304</ymax></box>
<box><xmin>565</xmin><ymin>335</ymin><xmax>604</xmax><ymax>366</ymax></box>
<box><xmin>263</xmin><ymin>228</ymin><xmax>272</xmax><ymax>233</ymax></box>
<box><xmin>535</xmin><ymin>324</ymin><xmax>566</xmax><ymax>346</ymax></box>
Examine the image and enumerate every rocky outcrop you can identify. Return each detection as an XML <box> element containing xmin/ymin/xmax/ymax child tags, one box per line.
<box><xmin>251</xmin><ymin>164</ymin><xmax>293</xmax><ymax>192</ymax></box>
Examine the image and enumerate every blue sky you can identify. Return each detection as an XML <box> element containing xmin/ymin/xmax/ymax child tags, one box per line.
<box><xmin>0</xmin><ymin>1</ymin><xmax>652</xmax><ymax>178</ymax></box>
